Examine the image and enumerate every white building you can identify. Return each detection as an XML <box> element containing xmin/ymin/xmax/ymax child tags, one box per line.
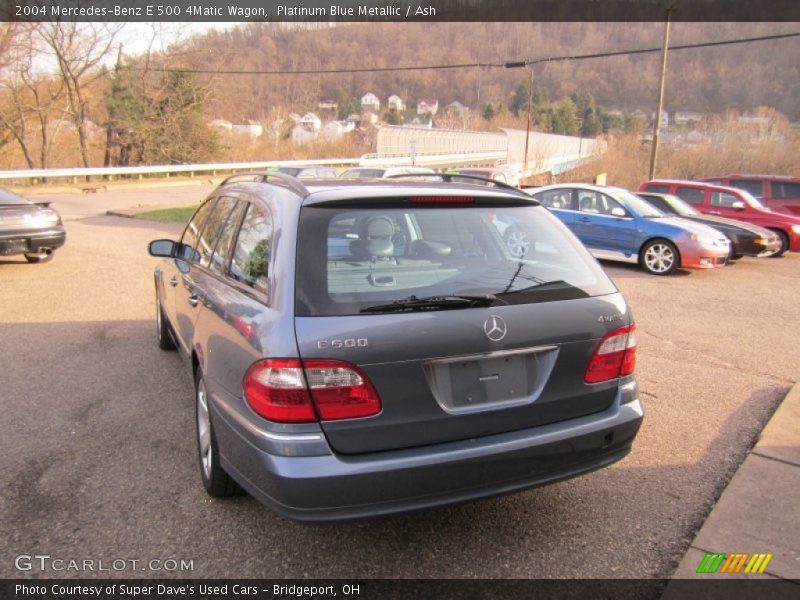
<box><xmin>361</xmin><ymin>92</ymin><xmax>381</xmax><ymax>113</ymax></box>
<box><xmin>387</xmin><ymin>95</ymin><xmax>405</xmax><ymax>112</ymax></box>
<box><xmin>232</xmin><ymin>121</ymin><xmax>263</xmax><ymax>138</ymax></box>
<box><xmin>291</xmin><ymin>124</ymin><xmax>318</xmax><ymax>146</ymax></box>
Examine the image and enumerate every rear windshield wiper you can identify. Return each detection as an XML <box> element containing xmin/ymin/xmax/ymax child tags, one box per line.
<box><xmin>360</xmin><ymin>294</ymin><xmax>498</xmax><ymax>313</ymax></box>
<box><xmin>500</xmin><ymin>280</ymin><xmax>571</xmax><ymax>295</ymax></box>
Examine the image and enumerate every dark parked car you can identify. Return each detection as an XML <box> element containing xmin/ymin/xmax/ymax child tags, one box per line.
<box><xmin>636</xmin><ymin>192</ymin><xmax>781</xmax><ymax>259</ymax></box>
<box><xmin>148</xmin><ymin>172</ymin><xmax>643</xmax><ymax>521</ymax></box>
<box><xmin>0</xmin><ymin>187</ymin><xmax>65</xmax><ymax>263</ymax></box>
<box><xmin>699</xmin><ymin>175</ymin><xmax>800</xmax><ymax>217</ymax></box>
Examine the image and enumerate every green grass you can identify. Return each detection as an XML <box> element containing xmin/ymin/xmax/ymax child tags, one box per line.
<box><xmin>133</xmin><ymin>206</ymin><xmax>196</xmax><ymax>222</ymax></box>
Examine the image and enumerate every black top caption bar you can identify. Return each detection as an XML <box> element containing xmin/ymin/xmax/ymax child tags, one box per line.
<box><xmin>4</xmin><ymin>0</ymin><xmax>800</xmax><ymax>22</ymax></box>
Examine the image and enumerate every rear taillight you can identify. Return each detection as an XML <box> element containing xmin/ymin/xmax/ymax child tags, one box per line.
<box><xmin>584</xmin><ymin>324</ymin><xmax>637</xmax><ymax>384</ymax></box>
<box><xmin>243</xmin><ymin>359</ymin><xmax>382</xmax><ymax>423</ymax></box>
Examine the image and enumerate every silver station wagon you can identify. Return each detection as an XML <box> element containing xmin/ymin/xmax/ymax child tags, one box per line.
<box><xmin>148</xmin><ymin>172</ymin><xmax>644</xmax><ymax>521</ymax></box>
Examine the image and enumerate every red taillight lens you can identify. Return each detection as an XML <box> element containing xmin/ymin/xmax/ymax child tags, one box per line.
<box><xmin>584</xmin><ymin>324</ymin><xmax>637</xmax><ymax>384</ymax></box>
<box><xmin>243</xmin><ymin>359</ymin><xmax>316</xmax><ymax>423</ymax></box>
<box><xmin>243</xmin><ymin>359</ymin><xmax>382</xmax><ymax>423</ymax></box>
<box><xmin>304</xmin><ymin>359</ymin><xmax>382</xmax><ymax>420</ymax></box>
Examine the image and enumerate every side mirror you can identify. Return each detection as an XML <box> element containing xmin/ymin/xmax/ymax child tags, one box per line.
<box><xmin>732</xmin><ymin>201</ymin><xmax>746</xmax><ymax>211</ymax></box>
<box><xmin>148</xmin><ymin>239</ymin><xmax>176</xmax><ymax>257</ymax></box>
<box><xmin>611</xmin><ymin>207</ymin><xmax>627</xmax><ymax>217</ymax></box>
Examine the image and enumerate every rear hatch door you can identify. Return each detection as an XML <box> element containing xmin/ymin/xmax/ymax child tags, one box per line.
<box><xmin>294</xmin><ymin>193</ymin><xmax>630</xmax><ymax>454</ymax></box>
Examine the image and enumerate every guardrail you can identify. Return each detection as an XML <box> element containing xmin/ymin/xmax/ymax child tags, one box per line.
<box><xmin>0</xmin><ymin>152</ymin><xmax>509</xmax><ymax>185</ymax></box>
<box><xmin>0</xmin><ymin>158</ymin><xmax>361</xmax><ymax>184</ymax></box>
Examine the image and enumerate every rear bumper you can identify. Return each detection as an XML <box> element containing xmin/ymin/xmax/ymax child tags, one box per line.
<box><xmin>0</xmin><ymin>227</ymin><xmax>66</xmax><ymax>256</ymax></box>
<box><xmin>212</xmin><ymin>379</ymin><xmax>644</xmax><ymax>522</ymax></box>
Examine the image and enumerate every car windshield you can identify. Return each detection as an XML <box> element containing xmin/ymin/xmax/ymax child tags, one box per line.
<box><xmin>341</xmin><ymin>168</ymin><xmax>385</xmax><ymax>179</ymax></box>
<box><xmin>0</xmin><ymin>188</ymin><xmax>32</xmax><ymax>205</ymax></box>
<box><xmin>666</xmin><ymin>196</ymin><xmax>701</xmax><ymax>216</ymax></box>
<box><xmin>275</xmin><ymin>167</ymin><xmax>302</xmax><ymax>177</ymax></box>
<box><xmin>736</xmin><ymin>189</ymin><xmax>766</xmax><ymax>209</ymax></box>
<box><xmin>295</xmin><ymin>203</ymin><xmax>617</xmax><ymax>316</ymax></box>
<box><xmin>607</xmin><ymin>189</ymin><xmax>664</xmax><ymax>218</ymax></box>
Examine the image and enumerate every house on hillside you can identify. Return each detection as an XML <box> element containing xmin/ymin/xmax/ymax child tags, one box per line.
<box><xmin>232</xmin><ymin>121</ymin><xmax>263</xmax><ymax>138</ymax></box>
<box><xmin>361</xmin><ymin>92</ymin><xmax>381</xmax><ymax>113</ymax></box>
<box><xmin>322</xmin><ymin>120</ymin><xmax>356</xmax><ymax>140</ymax></box>
<box><xmin>402</xmin><ymin>115</ymin><xmax>433</xmax><ymax>128</ymax></box>
<box><xmin>300</xmin><ymin>112</ymin><xmax>322</xmax><ymax>130</ymax></box>
<box><xmin>673</xmin><ymin>111</ymin><xmax>703</xmax><ymax>126</ymax></box>
<box><xmin>387</xmin><ymin>95</ymin><xmax>405</xmax><ymax>112</ymax></box>
<box><xmin>209</xmin><ymin>118</ymin><xmax>233</xmax><ymax>132</ymax></box>
<box><xmin>291</xmin><ymin>124</ymin><xmax>318</xmax><ymax>146</ymax></box>
<box><xmin>417</xmin><ymin>99</ymin><xmax>439</xmax><ymax>116</ymax></box>
<box><xmin>317</xmin><ymin>101</ymin><xmax>338</xmax><ymax>117</ymax></box>
<box><xmin>445</xmin><ymin>100</ymin><xmax>469</xmax><ymax>114</ymax></box>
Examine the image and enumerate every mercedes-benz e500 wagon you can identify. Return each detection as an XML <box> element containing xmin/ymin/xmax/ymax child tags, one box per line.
<box><xmin>148</xmin><ymin>172</ymin><xmax>644</xmax><ymax>521</ymax></box>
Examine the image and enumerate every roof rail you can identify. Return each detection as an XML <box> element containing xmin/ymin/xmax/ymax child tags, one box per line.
<box><xmin>386</xmin><ymin>172</ymin><xmax>527</xmax><ymax>195</ymax></box>
<box><xmin>219</xmin><ymin>171</ymin><xmax>309</xmax><ymax>197</ymax></box>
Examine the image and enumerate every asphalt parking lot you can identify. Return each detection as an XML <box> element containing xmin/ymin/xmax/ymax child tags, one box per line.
<box><xmin>1</xmin><ymin>188</ymin><xmax>798</xmax><ymax>581</ymax></box>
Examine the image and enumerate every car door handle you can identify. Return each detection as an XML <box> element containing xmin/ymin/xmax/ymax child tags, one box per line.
<box><xmin>169</xmin><ymin>276</ymin><xmax>178</xmax><ymax>287</ymax></box>
<box><xmin>579</xmin><ymin>216</ymin><xmax>591</xmax><ymax>222</ymax></box>
<box><xmin>187</xmin><ymin>295</ymin><xmax>199</xmax><ymax>307</ymax></box>
<box><xmin>709</xmin><ymin>211</ymin><xmax>721</xmax><ymax>215</ymax></box>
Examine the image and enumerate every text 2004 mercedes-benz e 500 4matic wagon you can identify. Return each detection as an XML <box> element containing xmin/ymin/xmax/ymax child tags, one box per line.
<box><xmin>148</xmin><ymin>172</ymin><xmax>644</xmax><ymax>521</ymax></box>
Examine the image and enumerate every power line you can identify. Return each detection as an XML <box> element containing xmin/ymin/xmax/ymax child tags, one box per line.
<box><xmin>122</xmin><ymin>31</ymin><xmax>800</xmax><ymax>76</ymax></box>
<box><xmin>506</xmin><ymin>31</ymin><xmax>800</xmax><ymax>68</ymax></box>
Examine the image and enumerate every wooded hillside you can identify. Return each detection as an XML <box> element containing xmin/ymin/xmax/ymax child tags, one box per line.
<box><xmin>176</xmin><ymin>22</ymin><xmax>800</xmax><ymax>121</ymax></box>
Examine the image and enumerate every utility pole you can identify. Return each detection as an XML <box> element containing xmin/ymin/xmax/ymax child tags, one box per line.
<box><xmin>523</xmin><ymin>67</ymin><xmax>534</xmax><ymax>173</ymax></box>
<box><xmin>648</xmin><ymin>9</ymin><xmax>671</xmax><ymax>179</ymax></box>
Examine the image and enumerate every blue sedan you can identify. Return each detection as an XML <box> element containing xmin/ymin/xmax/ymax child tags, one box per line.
<box><xmin>524</xmin><ymin>184</ymin><xmax>730</xmax><ymax>275</ymax></box>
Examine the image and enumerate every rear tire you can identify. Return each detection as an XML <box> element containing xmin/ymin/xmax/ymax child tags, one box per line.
<box><xmin>769</xmin><ymin>230</ymin><xmax>789</xmax><ymax>258</ymax></box>
<box><xmin>25</xmin><ymin>251</ymin><xmax>54</xmax><ymax>263</ymax></box>
<box><xmin>156</xmin><ymin>295</ymin><xmax>177</xmax><ymax>351</ymax></box>
<box><xmin>195</xmin><ymin>369</ymin><xmax>241</xmax><ymax>497</ymax></box>
<box><xmin>640</xmin><ymin>239</ymin><xmax>679</xmax><ymax>276</ymax></box>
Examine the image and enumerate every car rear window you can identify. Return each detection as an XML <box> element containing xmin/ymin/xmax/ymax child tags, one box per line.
<box><xmin>675</xmin><ymin>186</ymin><xmax>705</xmax><ymax>205</ymax></box>
<box><xmin>726</xmin><ymin>179</ymin><xmax>763</xmax><ymax>196</ymax></box>
<box><xmin>295</xmin><ymin>202</ymin><xmax>617</xmax><ymax>316</ymax></box>
<box><xmin>642</xmin><ymin>184</ymin><xmax>670</xmax><ymax>194</ymax></box>
<box><xmin>771</xmin><ymin>181</ymin><xmax>800</xmax><ymax>199</ymax></box>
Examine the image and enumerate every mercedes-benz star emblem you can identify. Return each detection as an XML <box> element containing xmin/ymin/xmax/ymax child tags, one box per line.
<box><xmin>483</xmin><ymin>315</ymin><xmax>508</xmax><ymax>342</ymax></box>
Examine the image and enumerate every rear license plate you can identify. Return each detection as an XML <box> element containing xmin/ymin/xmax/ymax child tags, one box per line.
<box><xmin>1</xmin><ymin>239</ymin><xmax>28</xmax><ymax>254</ymax></box>
<box><xmin>444</xmin><ymin>354</ymin><xmax>530</xmax><ymax>409</ymax></box>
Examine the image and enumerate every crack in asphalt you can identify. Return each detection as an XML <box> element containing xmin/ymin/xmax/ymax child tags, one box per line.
<box><xmin>639</xmin><ymin>329</ymin><xmax>796</xmax><ymax>385</ymax></box>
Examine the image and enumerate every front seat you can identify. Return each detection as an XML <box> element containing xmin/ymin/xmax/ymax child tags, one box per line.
<box><xmin>350</xmin><ymin>217</ymin><xmax>395</xmax><ymax>259</ymax></box>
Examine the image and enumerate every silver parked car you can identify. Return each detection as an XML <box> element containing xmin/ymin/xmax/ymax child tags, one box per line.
<box><xmin>0</xmin><ymin>188</ymin><xmax>65</xmax><ymax>263</ymax></box>
<box><xmin>148</xmin><ymin>173</ymin><xmax>644</xmax><ymax>521</ymax></box>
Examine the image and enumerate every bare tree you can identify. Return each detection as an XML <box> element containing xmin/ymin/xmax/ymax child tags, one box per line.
<box><xmin>0</xmin><ymin>24</ymin><xmax>70</xmax><ymax>170</ymax></box>
<box><xmin>36</xmin><ymin>22</ymin><xmax>122</xmax><ymax>167</ymax></box>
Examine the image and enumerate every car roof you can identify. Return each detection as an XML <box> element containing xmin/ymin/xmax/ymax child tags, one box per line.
<box><xmin>218</xmin><ymin>177</ymin><xmax>537</xmax><ymax>206</ymax></box>
<box><xmin>726</xmin><ymin>174</ymin><xmax>800</xmax><ymax>181</ymax></box>
<box><xmin>644</xmin><ymin>179</ymin><xmax>750</xmax><ymax>194</ymax></box>
<box><xmin>529</xmin><ymin>183</ymin><xmax>631</xmax><ymax>195</ymax></box>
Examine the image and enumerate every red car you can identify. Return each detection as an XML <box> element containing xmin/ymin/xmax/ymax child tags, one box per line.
<box><xmin>699</xmin><ymin>175</ymin><xmax>800</xmax><ymax>217</ymax></box>
<box><xmin>444</xmin><ymin>167</ymin><xmax>523</xmax><ymax>188</ymax></box>
<box><xmin>638</xmin><ymin>179</ymin><xmax>800</xmax><ymax>256</ymax></box>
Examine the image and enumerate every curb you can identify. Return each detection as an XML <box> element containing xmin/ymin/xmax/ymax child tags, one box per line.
<box><xmin>664</xmin><ymin>383</ymin><xmax>799</xmax><ymax>588</ymax></box>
